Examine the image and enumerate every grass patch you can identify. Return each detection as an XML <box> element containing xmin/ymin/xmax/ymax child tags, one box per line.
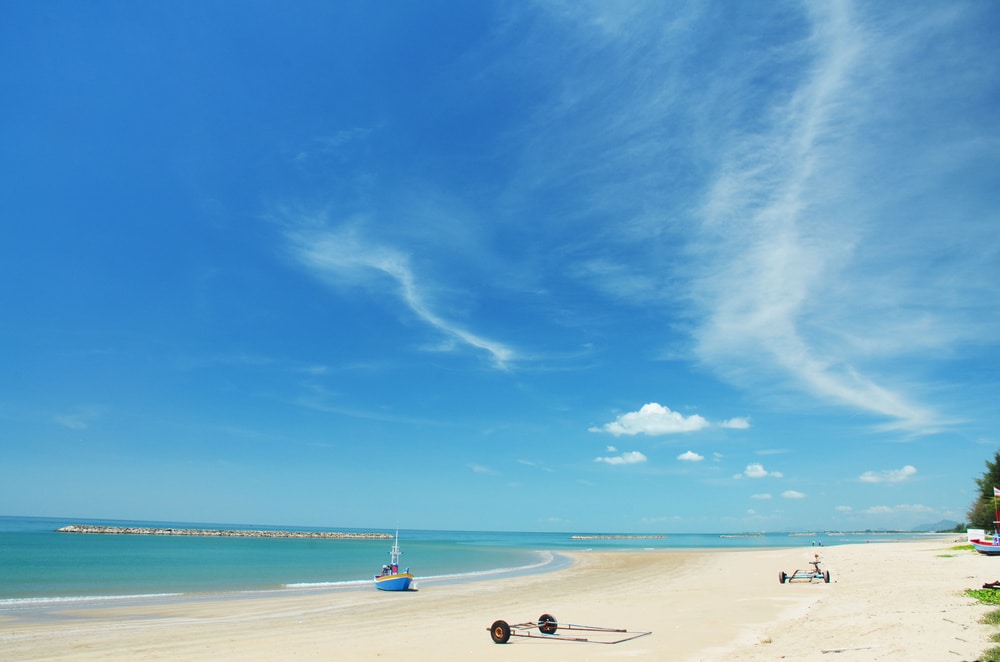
<box><xmin>961</xmin><ymin>578</ymin><xmax>1000</xmax><ymax>658</ymax></box>
<box><xmin>981</xmin><ymin>646</ymin><xmax>1000</xmax><ymax>661</ymax></box>
<box><xmin>984</xmin><ymin>609</ymin><xmax>1000</xmax><ymax>627</ymax></box>
<box><xmin>968</xmin><ymin>590</ymin><xmax>1000</xmax><ymax>607</ymax></box>
<box><xmin>953</xmin><ymin>544</ymin><xmax>975</xmax><ymax>551</ymax></box>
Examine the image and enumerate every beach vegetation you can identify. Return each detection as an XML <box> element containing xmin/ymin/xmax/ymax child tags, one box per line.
<box><xmin>968</xmin><ymin>450</ymin><xmax>1000</xmax><ymax>531</ymax></box>
<box><xmin>977</xmin><ymin>603</ymin><xmax>1000</xmax><ymax>662</ymax></box>
<box><xmin>951</xmin><ymin>589</ymin><xmax>1000</xmax><ymax>662</ymax></box>
<box><xmin>966</xmin><ymin>589</ymin><xmax>1000</xmax><ymax>606</ymax></box>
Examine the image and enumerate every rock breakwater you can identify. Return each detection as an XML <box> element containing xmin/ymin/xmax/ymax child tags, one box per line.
<box><xmin>56</xmin><ymin>525</ymin><xmax>392</xmax><ymax>539</ymax></box>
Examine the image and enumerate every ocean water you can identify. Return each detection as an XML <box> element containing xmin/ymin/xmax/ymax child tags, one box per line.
<box><xmin>0</xmin><ymin>515</ymin><xmax>932</xmax><ymax>606</ymax></box>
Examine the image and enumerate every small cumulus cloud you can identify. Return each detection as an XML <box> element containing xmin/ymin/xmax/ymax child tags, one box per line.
<box><xmin>782</xmin><ymin>490</ymin><xmax>806</xmax><ymax>499</ymax></box>
<box><xmin>751</xmin><ymin>493</ymin><xmax>772</xmax><ymax>500</ymax></box>
<box><xmin>836</xmin><ymin>505</ymin><xmax>852</xmax><ymax>512</ymax></box>
<box><xmin>590</xmin><ymin>403</ymin><xmax>709</xmax><ymax>436</ymax></box>
<box><xmin>720</xmin><ymin>417</ymin><xmax>751</xmax><ymax>429</ymax></box>
<box><xmin>677</xmin><ymin>450</ymin><xmax>704</xmax><ymax>462</ymax></box>
<box><xmin>595</xmin><ymin>450</ymin><xmax>648</xmax><ymax>465</ymax></box>
<box><xmin>859</xmin><ymin>465</ymin><xmax>917</xmax><ymax>484</ymax></box>
<box><xmin>737</xmin><ymin>463</ymin><xmax>783</xmax><ymax>479</ymax></box>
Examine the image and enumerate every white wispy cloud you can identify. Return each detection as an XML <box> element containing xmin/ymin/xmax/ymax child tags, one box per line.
<box><xmin>54</xmin><ymin>406</ymin><xmax>101</xmax><ymax>430</ymax></box>
<box><xmin>782</xmin><ymin>490</ymin><xmax>806</xmax><ymax>499</ymax></box>
<box><xmin>677</xmin><ymin>450</ymin><xmax>704</xmax><ymax>462</ymax></box>
<box><xmin>684</xmin><ymin>2</ymin><xmax>999</xmax><ymax>433</ymax></box>
<box><xmin>469</xmin><ymin>464</ymin><xmax>498</xmax><ymax>475</ymax></box>
<box><xmin>751</xmin><ymin>493</ymin><xmax>772</xmax><ymax>500</ymax></box>
<box><xmin>859</xmin><ymin>465</ymin><xmax>917</xmax><ymax>484</ymax></box>
<box><xmin>595</xmin><ymin>450</ymin><xmax>648</xmax><ymax>465</ymax></box>
<box><xmin>501</xmin><ymin>5</ymin><xmax>912</xmax><ymax>431</ymax></box>
<box><xmin>284</xmin><ymin>222</ymin><xmax>515</xmax><ymax>368</ymax></box>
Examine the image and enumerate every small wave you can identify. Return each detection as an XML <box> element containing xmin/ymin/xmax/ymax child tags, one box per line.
<box><xmin>282</xmin><ymin>551</ymin><xmax>561</xmax><ymax>588</ymax></box>
<box><xmin>413</xmin><ymin>551</ymin><xmax>561</xmax><ymax>583</ymax></box>
<box><xmin>283</xmin><ymin>579</ymin><xmax>369</xmax><ymax>589</ymax></box>
<box><xmin>0</xmin><ymin>593</ymin><xmax>184</xmax><ymax>609</ymax></box>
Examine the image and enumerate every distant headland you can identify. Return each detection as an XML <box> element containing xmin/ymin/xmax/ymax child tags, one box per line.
<box><xmin>56</xmin><ymin>524</ymin><xmax>392</xmax><ymax>539</ymax></box>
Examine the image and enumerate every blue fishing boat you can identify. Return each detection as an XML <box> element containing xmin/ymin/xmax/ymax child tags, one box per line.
<box><xmin>374</xmin><ymin>530</ymin><xmax>413</xmax><ymax>591</ymax></box>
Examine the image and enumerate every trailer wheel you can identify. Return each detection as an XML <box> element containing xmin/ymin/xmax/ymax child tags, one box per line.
<box><xmin>779</xmin><ymin>571</ymin><xmax>787</xmax><ymax>584</ymax></box>
<box><xmin>538</xmin><ymin>613</ymin><xmax>558</xmax><ymax>635</ymax></box>
<box><xmin>823</xmin><ymin>570</ymin><xmax>831</xmax><ymax>583</ymax></box>
<box><xmin>490</xmin><ymin>620</ymin><xmax>511</xmax><ymax>644</ymax></box>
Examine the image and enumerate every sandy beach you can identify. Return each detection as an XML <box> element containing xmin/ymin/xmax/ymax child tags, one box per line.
<box><xmin>1</xmin><ymin>536</ymin><xmax>994</xmax><ymax>660</ymax></box>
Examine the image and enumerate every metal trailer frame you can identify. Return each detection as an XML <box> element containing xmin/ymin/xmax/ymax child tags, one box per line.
<box><xmin>488</xmin><ymin>613</ymin><xmax>651</xmax><ymax>645</ymax></box>
<box><xmin>779</xmin><ymin>557</ymin><xmax>831</xmax><ymax>584</ymax></box>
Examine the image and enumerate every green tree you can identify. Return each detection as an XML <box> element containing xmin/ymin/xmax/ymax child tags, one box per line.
<box><xmin>969</xmin><ymin>450</ymin><xmax>1000</xmax><ymax>531</ymax></box>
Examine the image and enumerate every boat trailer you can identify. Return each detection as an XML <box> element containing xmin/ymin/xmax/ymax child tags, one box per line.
<box><xmin>779</xmin><ymin>554</ymin><xmax>831</xmax><ymax>584</ymax></box>
<box><xmin>488</xmin><ymin>613</ymin><xmax>651</xmax><ymax>645</ymax></box>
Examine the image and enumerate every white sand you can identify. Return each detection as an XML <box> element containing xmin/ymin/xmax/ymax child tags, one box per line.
<box><xmin>1</xmin><ymin>536</ymin><xmax>994</xmax><ymax>660</ymax></box>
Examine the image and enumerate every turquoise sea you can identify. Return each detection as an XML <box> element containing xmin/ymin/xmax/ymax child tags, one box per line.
<box><xmin>0</xmin><ymin>515</ymin><xmax>932</xmax><ymax>607</ymax></box>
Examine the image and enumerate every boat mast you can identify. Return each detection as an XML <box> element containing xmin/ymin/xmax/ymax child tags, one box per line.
<box><xmin>389</xmin><ymin>529</ymin><xmax>402</xmax><ymax>566</ymax></box>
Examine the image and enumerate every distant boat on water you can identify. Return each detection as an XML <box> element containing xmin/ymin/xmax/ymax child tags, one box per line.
<box><xmin>374</xmin><ymin>530</ymin><xmax>414</xmax><ymax>591</ymax></box>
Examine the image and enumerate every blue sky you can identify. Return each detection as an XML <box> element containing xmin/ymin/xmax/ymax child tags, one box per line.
<box><xmin>2</xmin><ymin>1</ymin><xmax>998</xmax><ymax>533</ymax></box>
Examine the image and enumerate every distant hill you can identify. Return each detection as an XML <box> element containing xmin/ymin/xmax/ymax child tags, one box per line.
<box><xmin>912</xmin><ymin>519</ymin><xmax>960</xmax><ymax>532</ymax></box>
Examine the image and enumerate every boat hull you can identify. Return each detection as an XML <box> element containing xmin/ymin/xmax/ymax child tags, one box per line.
<box><xmin>972</xmin><ymin>540</ymin><xmax>1000</xmax><ymax>556</ymax></box>
<box><xmin>374</xmin><ymin>573</ymin><xmax>414</xmax><ymax>591</ymax></box>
